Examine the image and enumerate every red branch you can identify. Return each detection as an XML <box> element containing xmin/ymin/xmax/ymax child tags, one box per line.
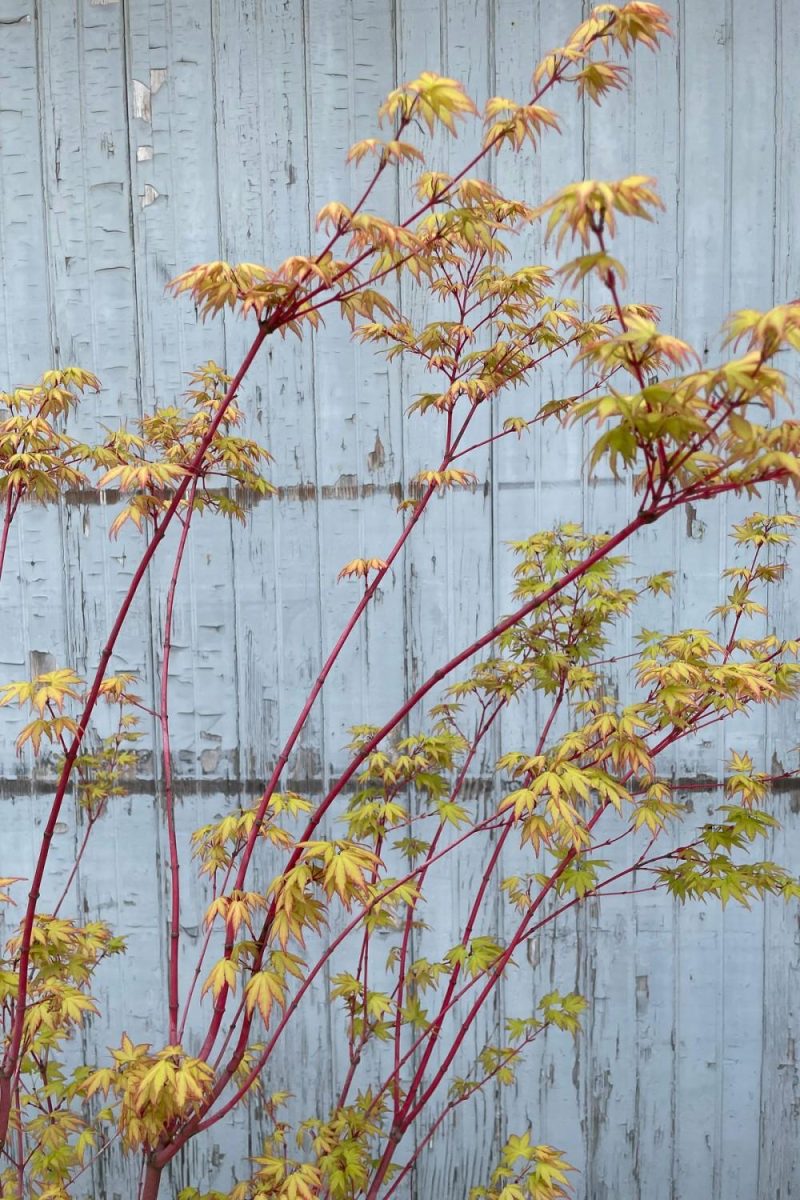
<box><xmin>0</xmin><ymin>326</ymin><xmax>268</xmax><ymax>1145</ymax></box>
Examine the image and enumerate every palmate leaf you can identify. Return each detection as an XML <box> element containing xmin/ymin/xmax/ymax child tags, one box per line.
<box><xmin>337</xmin><ymin>557</ymin><xmax>388</xmax><ymax>582</ymax></box>
<box><xmin>244</xmin><ymin>970</ymin><xmax>287</xmax><ymax>1024</ymax></box>
<box><xmin>0</xmin><ymin>668</ymin><xmax>83</xmax><ymax>716</ymax></box>
<box><xmin>378</xmin><ymin>72</ymin><xmax>477</xmax><ymax>134</ymax></box>
<box><xmin>201</xmin><ymin>957</ymin><xmax>239</xmax><ymax>999</ymax></box>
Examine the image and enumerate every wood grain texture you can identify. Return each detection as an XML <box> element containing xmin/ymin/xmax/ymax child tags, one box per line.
<box><xmin>1</xmin><ymin>0</ymin><xmax>798</xmax><ymax>1195</ymax></box>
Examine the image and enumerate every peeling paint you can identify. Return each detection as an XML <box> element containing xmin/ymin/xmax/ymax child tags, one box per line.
<box><xmin>635</xmin><ymin>974</ymin><xmax>649</xmax><ymax>1015</ymax></box>
<box><xmin>140</xmin><ymin>183</ymin><xmax>160</xmax><ymax>208</ymax></box>
<box><xmin>685</xmin><ymin>501</ymin><xmax>706</xmax><ymax>540</ymax></box>
<box><xmin>199</xmin><ymin>747</ymin><xmax>220</xmax><ymax>774</ymax></box>
<box><xmin>131</xmin><ymin>79</ymin><xmax>151</xmax><ymax>123</ymax></box>
<box><xmin>332</xmin><ymin>472</ymin><xmax>358</xmax><ymax>498</ymax></box>
<box><xmin>367</xmin><ymin>430</ymin><xmax>385</xmax><ymax>471</ymax></box>
<box><xmin>29</xmin><ymin>650</ymin><xmax>56</xmax><ymax>676</ymax></box>
<box><xmin>149</xmin><ymin>68</ymin><xmax>168</xmax><ymax>95</ymax></box>
<box><xmin>62</xmin><ymin>480</ymin><xmax>405</xmax><ymax>507</ymax></box>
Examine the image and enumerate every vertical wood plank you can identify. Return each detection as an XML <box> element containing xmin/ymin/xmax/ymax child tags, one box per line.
<box><xmin>670</xmin><ymin>2</ymin><xmax>733</xmax><ymax>1196</ymax></box>
<box><xmin>757</xmin><ymin>0</ymin><xmax>800</xmax><ymax>1194</ymax></box>
<box><xmin>390</xmin><ymin>0</ymin><xmax>507</xmax><ymax>1193</ymax></box>
<box><xmin>712</xmin><ymin>3</ymin><xmax>779</xmax><ymax>1196</ymax></box>
<box><xmin>489</xmin><ymin>1</ymin><xmax>588</xmax><ymax>1190</ymax></box>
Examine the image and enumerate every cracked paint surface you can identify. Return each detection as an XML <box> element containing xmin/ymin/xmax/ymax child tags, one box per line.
<box><xmin>0</xmin><ymin>1</ymin><xmax>799</xmax><ymax>1197</ymax></box>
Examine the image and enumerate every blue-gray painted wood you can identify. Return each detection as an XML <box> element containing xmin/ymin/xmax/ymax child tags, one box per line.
<box><xmin>1</xmin><ymin>1</ymin><xmax>800</xmax><ymax>1196</ymax></box>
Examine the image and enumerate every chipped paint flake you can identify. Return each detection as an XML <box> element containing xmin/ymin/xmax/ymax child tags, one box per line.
<box><xmin>140</xmin><ymin>184</ymin><xmax>160</xmax><ymax>208</ymax></box>
<box><xmin>131</xmin><ymin>79</ymin><xmax>151</xmax><ymax>123</ymax></box>
<box><xmin>136</xmin><ymin>145</ymin><xmax>154</xmax><ymax>162</ymax></box>
<box><xmin>367</xmin><ymin>430</ymin><xmax>385</xmax><ymax>471</ymax></box>
<box><xmin>149</xmin><ymin>68</ymin><xmax>168</xmax><ymax>95</ymax></box>
<box><xmin>200</xmin><ymin>747</ymin><xmax>220</xmax><ymax>774</ymax></box>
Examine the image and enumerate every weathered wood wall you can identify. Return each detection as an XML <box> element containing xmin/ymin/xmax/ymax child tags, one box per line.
<box><xmin>2</xmin><ymin>0</ymin><xmax>800</xmax><ymax>1196</ymax></box>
